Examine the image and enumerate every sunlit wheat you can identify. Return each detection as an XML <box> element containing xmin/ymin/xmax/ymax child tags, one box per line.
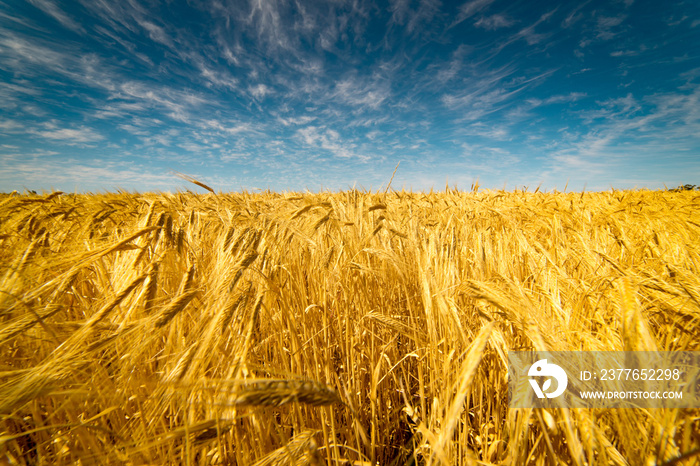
<box><xmin>0</xmin><ymin>188</ymin><xmax>698</xmax><ymax>464</ymax></box>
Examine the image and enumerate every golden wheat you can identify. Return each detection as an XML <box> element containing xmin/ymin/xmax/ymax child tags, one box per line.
<box><xmin>228</xmin><ymin>379</ymin><xmax>343</xmax><ymax>407</ymax></box>
<box><xmin>0</xmin><ymin>188</ymin><xmax>698</xmax><ymax>465</ymax></box>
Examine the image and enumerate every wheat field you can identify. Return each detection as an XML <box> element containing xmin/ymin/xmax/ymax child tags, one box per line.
<box><xmin>1</xmin><ymin>187</ymin><xmax>699</xmax><ymax>465</ymax></box>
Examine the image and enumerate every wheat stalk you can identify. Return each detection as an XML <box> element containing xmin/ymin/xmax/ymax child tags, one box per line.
<box><xmin>230</xmin><ymin>379</ymin><xmax>343</xmax><ymax>407</ymax></box>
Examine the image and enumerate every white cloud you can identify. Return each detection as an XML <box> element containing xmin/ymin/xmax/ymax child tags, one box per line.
<box><xmin>389</xmin><ymin>0</ymin><xmax>442</xmax><ymax>35</ymax></box>
<box><xmin>200</xmin><ymin>66</ymin><xmax>239</xmax><ymax>90</ymax></box>
<box><xmin>179</xmin><ymin>141</ymin><xmax>207</xmax><ymax>152</ymax></box>
<box><xmin>296</xmin><ymin>126</ymin><xmax>367</xmax><ymax>160</ymax></box>
<box><xmin>549</xmin><ymin>153</ymin><xmax>607</xmax><ymax>171</ymax></box>
<box><xmin>563</xmin><ymin>11</ymin><xmax>584</xmax><ymax>28</ymax></box>
<box><xmin>114</xmin><ymin>81</ymin><xmax>213</xmax><ymax>124</ymax></box>
<box><xmin>475</xmin><ymin>14</ymin><xmax>515</xmax><ymax>30</ymax></box>
<box><xmin>527</xmin><ymin>92</ymin><xmax>587</xmax><ymax>107</ymax></box>
<box><xmin>333</xmin><ymin>75</ymin><xmax>391</xmax><ymax>110</ymax></box>
<box><xmin>92</xmin><ymin>25</ymin><xmax>154</xmax><ymax>66</ymax></box>
<box><xmin>513</xmin><ymin>10</ymin><xmax>557</xmax><ymax>46</ymax></box>
<box><xmin>596</xmin><ymin>14</ymin><xmax>627</xmax><ymax>40</ymax></box>
<box><xmin>0</xmin><ymin>8</ymin><xmax>36</xmax><ymax>29</ymax></box>
<box><xmin>0</xmin><ymin>35</ymin><xmax>66</xmax><ymax>70</ymax></box>
<box><xmin>27</xmin><ymin>0</ymin><xmax>84</xmax><ymax>33</ymax></box>
<box><xmin>544</xmin><ymin>87</ymin><xmax>700</xmax><ymax>185</ymax></box>
<box><xmin>366</xmin><ymin>130</ymin><xmax>381</xmax><ymax>140</ymax></box>
<box><xmin>204</xmin><ymin>120</ymin><xmax>257</xmax><ymax>135</ymax></box>
<box><xmin>137</xmin><ymin>19</ymin><xmax>174</xmax><ymax>48</ymax></box>
<box><xmin>452</xmin><ymin>0</ymin><xmax>496</xmax><ymax>27</ymax></box>
<box><xmin>457</xmin><ymin>143</ymin><xmax>520</xmax><ymax>173</ymax></box>
<box><xmin>93</xmin><ymin>102</ymin><xmax>151</xmax><ymax>120</ymax></box>
<box><xmin>34</xmin><ymin>127</ymin><xmax>104</xmax><ymax>143</ymax></box>
<box><xmin>117</xmin><ymin>124</ymin><xmax>150</xmax><ymax>136</ymax></box>
<box><xmin>610</xmin><ymin>50</ymin><xmax>636</xmax><ymax>57</ymax></box>
<box><xmin>0</xmin><ymin>119</ymin><xmax>23</xmax><ymax>131</ymax></box>
<box><xmin>440</xmin><ymin>65</ymin><xmax>525</xmax><ymax>115</ymax></box>
<box><xmin>297</xmin><ymin>126</ymin><xmax>319</xmax><ymax>146</ymax></box>
<box><xmin>462</xmin><ymin>123</ymin><xmax>510</xmax><ymax>140</ymax></box>
<box><xmin>346</xmin><ymin>116</ymin><xmax>391</xmax><ymax>128</ymax></box>
<box><xmin>248</xmin><ymin>83</ymin><xmax>272</xmax><ymax>99</ymax></box>
<box><xmin>0</xmin><ymin>157</ymin><xmax>177</xmax><ymax>192</ymax></box>
<box><xmin>219</xmin><ymin>150</ymin><xmax>248</xmax><ymax>162</ymax></box>
<box><xmin>277</xmin><ymin>115</ymin><xmax>317</xmax><ymax>126</ymax></box>
<box><xmin>78</xmin><ymin>0</ymin><xmax>179</xmax><ymax>53</ymax></box>
<box><xmin>0</xmin><ymin>32</ymin><xmax>122</xmax><ymax>97</ymax></box>
<box><xmin>246</xmin><ymin>0</ymin><xmax>292</xmax><ymax>52</ymax></box>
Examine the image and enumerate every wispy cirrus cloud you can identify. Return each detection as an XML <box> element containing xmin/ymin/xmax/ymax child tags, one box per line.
<box><xmin>527</xmin><ymin>92</ymin><xmax>588</xmax><ymax>107</ymax></box>
<box><xmin>512</xmin><ymin>9</ymin><xmax>558</xmax><ymax>46</ymax></box>
<box><xmin>439</xmin><ymin>65</ymin><xmax>558</xmax><ymax>121</ymax></box>
<box><xmin>0</xmin><ymin>154</ymin><xmax>178</xmax><ymax>192</ymax></box>
<box><xmin>389</xmin><ymin>0</ymin><xmax>443</xmax><ymax>36</ymax></box>
<box><xmin>26</xmin><ymin>0</ymin><xmax>84</xmax><ymax>33</ymax></box>
<box><xmin>0</xmin><ymin>119</ymin><xmax>23</xmax><ymax>132</ymax></box>
<box><xmin>475</xmin><ymin>14</ymin><xmax>515</xmax><ymax>30</ymax></box>
<box><xmin>113</xmin><ymin>81</ymin><xmax>214</xmax><ymax>124</ymax></box>
<box><xmin>451</xmin><ymin>0</ymin><xmax>497</xmax><ymax>27</ymax></box>
<box><xmin>296</xmin><ymin>126</ymin><xmax>369</xmax><ymax>161</ymax></box>
<box><xmin>34</xmin><ymin>126</ymin><xmax>104</xmax><ymax>144</ymax></box>
<box><xmin>596</xmin><ymin>14</ymin><xmax>627</xmax><ymax>40</ymax></box>
<box><xmin>248</xmin><ymin>83</ymin><xmax>273</xmax><ymax>100</ymax></box>
<box><xmin>77</xmin><ymin>0</ymin><xmax>178</xmax><ymax>52</ymax></box>
<box><xmin>277</xmin><ymin>115</ymin><xmax>317</xmax><ymax>127</ymax></box>
<box><xmin>333</xmin><ymin>75</ymin><xmax>392</xmax><ymax>111</ymax></box>
<box><xmin>543</xmin><ymin>86</ymin><xmax>700</xmax><ymax>186</ymax></box>
<box><xmin>202</xmin><ymin>119</ymin><xmax>258</xmax><ymax>136</ymax></box>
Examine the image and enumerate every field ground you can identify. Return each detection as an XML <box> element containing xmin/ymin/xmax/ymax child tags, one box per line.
<box><xmin>1</xmin><ymin>188</ymin><xmax>699</xmax><ymax>465</ymax></box>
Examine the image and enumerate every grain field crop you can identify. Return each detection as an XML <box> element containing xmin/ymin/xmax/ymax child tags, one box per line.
<box><xmin>1</xmin><ymin>188</ymin><xmax>699</xmax><ymax>465</ymax></box>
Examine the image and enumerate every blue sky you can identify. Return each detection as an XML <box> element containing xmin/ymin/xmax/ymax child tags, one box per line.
<box><xmin>1</xmin><ymin>0</ymin><xmax>699</xmax><ymax>192</ymax></box>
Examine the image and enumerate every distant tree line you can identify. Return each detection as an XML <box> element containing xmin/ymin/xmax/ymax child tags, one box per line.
<box><xmin>670</xmin><ymin>184</ymin><xmax>699</xmax><ymax>192</ymax></box>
